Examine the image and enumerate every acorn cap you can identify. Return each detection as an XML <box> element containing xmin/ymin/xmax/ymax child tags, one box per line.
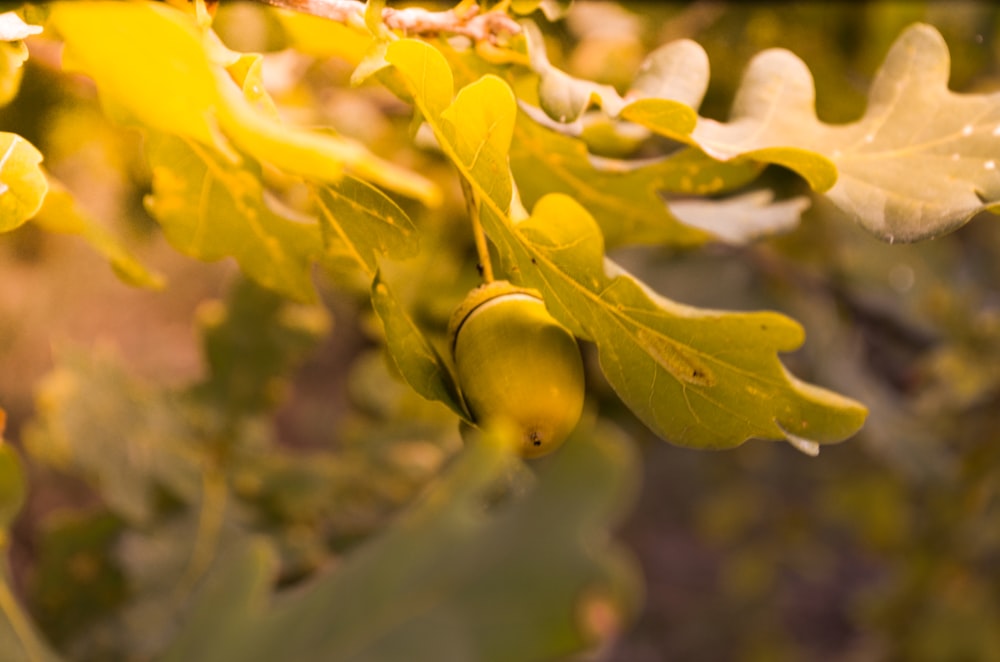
<box><xmin>447</xmin><ymin>280</ymin><xmax>544</xmax><ymax>353</ymax></box>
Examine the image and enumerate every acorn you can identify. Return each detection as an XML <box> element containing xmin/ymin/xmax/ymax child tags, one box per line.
<box><xmin>449</xmin><ymin>280</ymin><xmax>585</xmax><ymax>458</ymax></box>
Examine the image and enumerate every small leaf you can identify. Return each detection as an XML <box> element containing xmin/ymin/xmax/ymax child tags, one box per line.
<box><xmin>145</xmin><ymin>134</ymin><xmax>323</xmax><ymax>302</ymax></box>
<box><xmin>371</xmin><ymin>272</ymin><xmax>469</xmax><ymax>419</ymax></box>
<box><xmin>0</xmin><ymin>132</ymin><xmax>46</xmax><ymax>232</ymax></box>
<box><xmin>32</xmin><ymin>176</ymin><xmax>165</xmax><ymax>289</ymax></box>
<box><xmin>614</xmin><ymin>39</ymin><xmax>709</xmax><ymax>142</ymax></box>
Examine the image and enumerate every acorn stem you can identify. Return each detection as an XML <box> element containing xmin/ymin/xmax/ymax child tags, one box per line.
<box><xmin>459</xmin><ymin>175</ymin><xmax>495</xmax><ymax>283</ymax></box>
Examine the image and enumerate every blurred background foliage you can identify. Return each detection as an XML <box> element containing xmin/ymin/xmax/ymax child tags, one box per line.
<box><xmin>1</xmin><ymin>1</ymin><xmax>1000</xmax><ymax>661</ymax></box>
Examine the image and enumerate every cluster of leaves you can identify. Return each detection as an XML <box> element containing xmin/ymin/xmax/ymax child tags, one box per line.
<box><xmin>0</xmin><ymin>0</ymin><xmax>879</xmax><ymax>455</ymax></box>
<box><xmin>2</xmin><ymin>0</ymin><xmax>1000</xmax><ymax>660</ymax></box>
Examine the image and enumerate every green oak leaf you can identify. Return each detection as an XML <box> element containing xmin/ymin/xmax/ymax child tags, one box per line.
<box><xmin>627</xmin><ymin>23</ymin><xmax>1000</xmax><ymax>242</ymax></box>
<box><xmin>311</xmin><ymin>172</ymin><xmax>466</xmax><ymax>419</ymax></box>
<box><xmin>618</xmin><ymin>38</ymin><xmax>837</xmax><ymax>193</ymax></box>
<box><xmin>32</xmin><ymin>175</ymin><xmax>165</xmax><ymax>289</ymax></box>
<box><xmin>48</xmin><ymin>1</ymin><xmax>438</xmax><ymax>205</ymax></box>
<box><xmin>511</xmin><ymin>110</ymin><xmax>761</xmax><ymax>247</ymax></box>
<box><xmin>371</xmin><ymin>272</ymin><xmax>469</xmax><ymax>420</ymax></box>
<box><xmin>161</xmin><ymin>424</ymin><xmax>640</xmax><ymax>662</ymax></box>
<box><xmin>145</xmin><ymin>134</ymin><xmax>323</xmax><ymax>302</ymax></box>
<box><xmin>385</xmin><ymin>38</ymin><xmax>866</xmax><ymax>451</ymax></box>
<box><xmin>507</xmin><ymin>194</ymin><xmax>865</xmax><ymax>450</ymax></box>
<box><xmin>313</xmin><ymin>176</ymin><xmax>419</xmax><ymax>276</ymax></box>
<box><xmin>0</xmin><ymin>132</ymin><xmax>46</xmax><ymax>232</ymax></box>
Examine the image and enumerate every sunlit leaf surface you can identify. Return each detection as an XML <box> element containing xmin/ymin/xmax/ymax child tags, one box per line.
<box><xmin>386</xmin><ymin>39</ymin><xmax>866</xmax><ymax>451</ymax></box>
<box><xmin>0</xmin><ymin>132</ymin><xmax>46</xmax><ymax>232</ymax></box>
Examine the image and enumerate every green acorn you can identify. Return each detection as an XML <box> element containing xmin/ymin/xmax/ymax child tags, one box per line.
<box><xmin>449</xmin><ymin>280</ymin><xmax>585</xmax><ymax>458</ymax></box>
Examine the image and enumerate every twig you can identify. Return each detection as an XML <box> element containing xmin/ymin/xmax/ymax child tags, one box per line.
<box><xmin>252</xmin><ymin>0</ymin><xmax>522</xmax><ymax>42</ymax></box>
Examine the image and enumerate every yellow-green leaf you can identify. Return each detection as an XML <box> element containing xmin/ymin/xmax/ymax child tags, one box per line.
<box><xmin>0</xmin><ymin>132</ymin><xmax>46</xmax><ymax>232</ymax></box>
<box><xmin>627</xmin><ymin>23</ymin><xmax>1000</xmax><ymax>242</ymax></box>
<box><xmin>371</xmin><ymin>272</ymin><xmax>469</xmax><ymax>419</ymax></box>
<box><xmin>386</xmin><ymin>37</ymin><xmax>867</xmax><ymax>451</ymax></box>
<box><xmin>50</xmin><ymin>2</ymin><xmax>222</xmax><ymax>147</ymax></box>
<box><xmin>511</xmin><ymin>112</ymin><xmax>760</xmax><ymax>247</ymax></box>
<box><xmin>145</xmin><ymin>134</ymin><xmax>322</xmax><ymax>302</ymax></box>
<box><xmin>313</xmin><ymin>176</ymin><xmax>418</xmax><ymax>277</ymax></box>
<box><xmin>49</xmin><ymin>1</ymin><xmax>439</xmax><ymax>205</ymax></box>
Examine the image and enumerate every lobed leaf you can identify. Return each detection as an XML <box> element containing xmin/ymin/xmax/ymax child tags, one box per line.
<box><xmin>386</xmin><ymin>38</ymin><xmax>866</xmax><ymax>451</ymax></box>
<box><xmin>626</xmin><ymin>23</ymin><xmax>1000</xmax><ymax>242</ymax></box>
<box><xmin>508</xmin><ymin>195</ymin><xmax>865</xmax><ymax>449</ymax></box>
<box><xmin>510</xmin><ymin>111</ymin><xmax>761</xmax><ymax>247</ymax></box>
<box><xmin>145</xmin><ymin>134</ymin><xmax>323</xmax><ymax>302</ymax></box>
<box><xmin>312</xmin><ymin>174</ymin><xmax>465</xmax><ymax>417</ymax></box>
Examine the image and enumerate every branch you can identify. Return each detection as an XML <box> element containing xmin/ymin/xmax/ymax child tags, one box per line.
<box><xmin>251</xmin><ymin>0</ymin><xmax>522</xmax><ymax>42</ymax></box>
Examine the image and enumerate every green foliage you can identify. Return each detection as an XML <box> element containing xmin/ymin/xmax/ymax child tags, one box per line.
<box><xmin>381</xmin><ymin>38</ymin><xmax>865</xmax><ymax>450</ymax></box>
<box><xmin>145</xmin><ymin>133</ymin><xmax>324</xmax><ymax>302</ymax></box>
<box><xmin>2</xmin><ymin>1</ymin><xmax>1000</xmax><ymax>661</ymax></box>
<box><xmin>161</xmin><ymin>425</ymin><xmax>638</xmax><ymax>662</ymax></box>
